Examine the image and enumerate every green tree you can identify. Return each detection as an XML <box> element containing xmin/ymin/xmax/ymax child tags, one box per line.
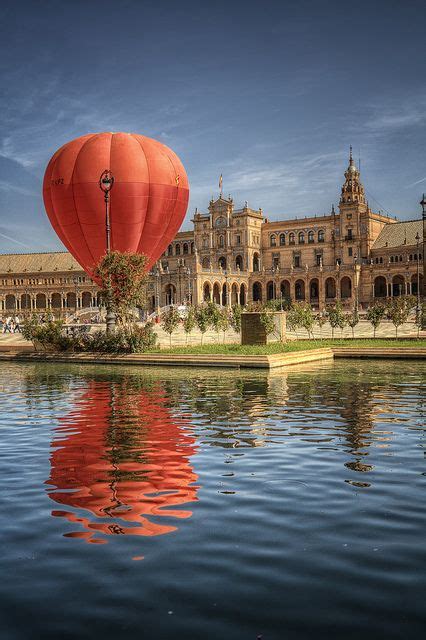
<box><xmin>196</xmin><ymin>305</ymin><xmax>210</xmax><ymax>345</ymax></box>
<box><xmin>219</xmin><ymin>308</ymin><xmax>231</xmax><ymax>343</ymax></box>
<box><xmin>182</xmin><ymin>305</ymin><xmax>196</xmax><ymax>345</ymax></box>
<box><xmin>326</xmin><ymin>301</ymin><xmax>345</xmax><ymax>339</ymax></box>
<box><xmin>415</xmin><ymin>302</ymin><xmax>426</xmax><ymax>338</ymax></box>
<box><xmin>315</xmin><ymin>311</ymin><xmax>327</xmax><ymax>339</ymax></box>
<box><xmin>366</xmin><ymin>302</ymin><xmax>386</xmax><ymax>338</ymax></box>
<box><xmin>386</xmin><ymin>297</ymin><xmax>410</xmax><ymax>337</ymax></box>
<box><xmin>206</xmin><ymin>301</ymin><xmax>222</xmax><ymax>342</ymax></box>
<box><xmin>161</xmin><ymin>306</ymin><xmax>181</xmax><ymax>347</ymax></box>
<box><xmin>346</xmin><ymin>309</ymin><xmax>359</xmax><ymax>338</ymax></box>
<box><xmin>94</xmin><ymin>251</ymin><xmax>147</xmax><ymax>324</ymax></box>
<box><xmin>286</xmin><ymin>304</ymin><xmax>300</xmax><ymax>338</ymax></box>
<box><xmin>230</xmin><ymin>305</ymin><xmax>242</xmax><ymax>334</ymax></box>
<box><xmin>259</xmin><ymin>308</ymin><xmax>276</xmax><ymax>338</ymax></box>
<box><xmin>297</xmin><ymin>302</ymin><xmax>315</xmax><ymax>338</ymax></box>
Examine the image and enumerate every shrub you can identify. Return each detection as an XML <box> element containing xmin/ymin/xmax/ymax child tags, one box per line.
<box><xmin>22</xmin><ymin>316</ymin><xmax>64</xmax><ymax>350</ymax></box>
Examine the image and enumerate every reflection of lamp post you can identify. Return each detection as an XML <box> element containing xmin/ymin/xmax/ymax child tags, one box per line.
<box><xmin>99</xmin><ymin>169</ymin><xmax>115</xmax><ymax>334</ymax></box>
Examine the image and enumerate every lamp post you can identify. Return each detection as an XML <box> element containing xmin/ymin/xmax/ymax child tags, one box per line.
<box><xmin>73</xmin><ymin>275</ymin><xmax>79</xmax><ymax>320</ymax></box>
<box><xmin>415</xmin><ymin>231</ymin><xmax>421</xmax><ymax>326</ymax></box>
<box><xmin>224</xmin><ymin>269</ymin><xmax>229</xmax><ymax>307</ymax></box>
<box><xmin>24</xmin><ymin>286</ymin><xmax>29</xmax><ymax>317</ymax></box>
<box><xmin>421</xmin><ymin>194</ymin><xmax>426</xmax><ymax>296</ymax></box>
<box><xmin>186</xmin><ymin>267</ymin><xmax>192</xmax><ymax>305</ymax></box>
<box><xmin>154</xmin><ymin>265</ymin><xmax>161</xmax><ymax>314</ymax></box>
<box><xmin>99</xmin><ymin>169</ymin><xmax>115</xmax><ymax>333</ymax></box>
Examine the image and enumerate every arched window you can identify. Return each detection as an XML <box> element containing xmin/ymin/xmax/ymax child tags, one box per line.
<box><xmin>219</xmin><ymin>235</ymin><xmax>224</xmax><ymax>248</ymax></box>
<box><xmin>318</xmin><ymin>230</ymin><xmax>325</xmax><ymax>243</ymax></box>
<box><xmin>175</xmin><ymin>244</ymin><xmax>181</xmax><ymax>255</ymax></box>
<box><xmin>298</xmin><ymin>232</ymin><xmax>305</xmax><ymax>244</ymax></box>
<box><xmin>390</xmin><ymin>256</ymin><xmax>394</xmax><ymax>263</ymax></box>
<box><xmin>236</xmin><ymin>255</ymin><xmax>243</xmax><ymax>270</ymax></box>
<box><xmin>183</xmin><ymin>243</ymin><xmax>189</xmax><ymax>255</ymax></box>
<box><xmin>253</xmin><ymin>253</ymin><xmax>260</xmax><ymax>272</ymax></box>
<box><xmin>218</xmin><ymin>256</ymin><xmax>226</xmax><ymax>269</ymax></box>
<box><xmin>308</xmin><ymin>231</ymin><xmax>314</xmax><ymax>243</ymax></box>
<box><xmin>190</xmin><ymin>242</ymin><xmax>194</xmax><ymax>253</ymax></box>
<box><xmin>289</xmin><ymin>233</ymin><xmax>295</xmax><ymax>245</ymax></box>
<box><xmin>202</xmin><ymin>257</ymin><xmax>210</xmax><ymax>269</ymax></box>
<box><xmin>168</xmin><ymin>245</ymin><xmax>173</xmax><ymax>256</ymax></box>
<box><xmin>279</xmin><ymin>233</ymin><xmax>285</xmax><ymax>246</ymax></box>
<box><xmin>270</xmin><ymin>235</ymin><xmax>276</xmax><ymax>247</ymax></box>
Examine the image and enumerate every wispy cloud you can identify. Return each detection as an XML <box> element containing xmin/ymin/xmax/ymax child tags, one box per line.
<box><xmin>406</xmin><ymin>176</ymin><xmax>426</xmax><ymax>188</ymax></box>
<box><xmin>0</xmin><ymin>231</ymin><xmax>33</xmax><ymax>249</ymax></box>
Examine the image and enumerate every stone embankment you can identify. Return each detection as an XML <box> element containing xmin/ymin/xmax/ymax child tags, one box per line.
<box><xmin>0</xmin><ymin>346</ymin><xmax>424</xmax><ymax>369</ymax></box>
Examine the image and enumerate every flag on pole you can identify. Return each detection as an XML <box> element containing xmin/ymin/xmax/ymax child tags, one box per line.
<box><xmin>219</xmin><ymin>174</ymin><xmax>223</xmax><ymax>194</ymax></box>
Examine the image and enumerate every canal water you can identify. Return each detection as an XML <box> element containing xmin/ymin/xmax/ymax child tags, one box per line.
<box><xmin>0</xmin><ymin>360</ymin><xmax>425</xmax><ymax>639</ymax></box>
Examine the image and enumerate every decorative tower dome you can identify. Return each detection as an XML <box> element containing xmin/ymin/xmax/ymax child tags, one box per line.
<box><xmin>340</xmin><ymin>146</ymin><xmax>366</xmax><ymax>205</ymax></box>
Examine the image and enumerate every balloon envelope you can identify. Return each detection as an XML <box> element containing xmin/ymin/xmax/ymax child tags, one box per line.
<box><xmin>43</xmin><ymin>132</ymin><xmax>189</xmax><ymax>276</ymax></box>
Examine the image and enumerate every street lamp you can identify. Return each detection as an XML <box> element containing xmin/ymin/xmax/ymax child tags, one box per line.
<box><xmin>154</xmin><ymin>265</ymin><xmax>161</xmax><ymax>314</ymax></box>
<box><xmin>186</xmin><ymin>267</ymin><xmax>192</xmax><ymax>305</ymax></box>
<box><xmin>224</xmin><ymin>269</ymin><xmax>229</xmax><ymax>307</ymax></box>
<box><xmin>99</xmin><ymin>169</ymin><xmax>115</xmax><ymax>333</ymax></box>
<box><xmin>73</xmin><ymin>275</ymin><xmax>79</xmax><ymax>319</ymax></box>
<box><xmin>415</xmin><ymin>231</ymin><xmax>421</xmax><ymax>325</ymax></box>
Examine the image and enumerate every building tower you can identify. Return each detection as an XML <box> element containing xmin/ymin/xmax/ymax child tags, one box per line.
<box><xmin>338</xmin><ymin>147</ymin><xmax>369</xmax><ymax>264</ymax></box>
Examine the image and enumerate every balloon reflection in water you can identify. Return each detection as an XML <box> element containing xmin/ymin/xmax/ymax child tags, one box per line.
<box><xmin>46</xmin><ymin>380</ymin><xmax>198</xmax><ymax>543</ymax></box>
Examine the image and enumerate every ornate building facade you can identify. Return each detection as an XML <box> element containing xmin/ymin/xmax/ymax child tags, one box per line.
<box><xmin>0</xmin><ymin>151</ymin><xmax>424</xmax><ymax>315</ymax></box>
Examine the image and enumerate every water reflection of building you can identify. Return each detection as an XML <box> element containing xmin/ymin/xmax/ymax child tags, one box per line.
<box><xmin>46</xmin><ymin>378</ymin><xmax>198</xmax><ymax>543</ymax></box>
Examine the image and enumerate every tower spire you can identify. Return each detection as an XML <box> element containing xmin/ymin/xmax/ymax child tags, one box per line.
<box><xmin>340</xmin><ymin>147</ymin><xmax>365</xmax><ymax>206</ymax></box>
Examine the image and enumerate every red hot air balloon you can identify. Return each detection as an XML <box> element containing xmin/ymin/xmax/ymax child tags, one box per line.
<box><xmin>42</xmin><ymin>132</ymin><xmax>189</xmax><ymax>277</ymax></box>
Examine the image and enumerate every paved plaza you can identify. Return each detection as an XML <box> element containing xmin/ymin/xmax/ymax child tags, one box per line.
<box><xmin>0</xmin><ymin>319</ymin><xmax>422</xmax><ymax>350</ymax></box>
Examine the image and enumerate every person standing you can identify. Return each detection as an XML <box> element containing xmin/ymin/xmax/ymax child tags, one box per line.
<box><xmin>14</xmin><ymin>315</ymin><xmax>21</xmax><ymax>333</ymax></box>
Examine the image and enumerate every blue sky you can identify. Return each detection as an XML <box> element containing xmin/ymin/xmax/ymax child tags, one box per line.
<box><xmin>0</xmin><ymin>0</ymin><xmax>425</xmax><ymax>253</ymax></box>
